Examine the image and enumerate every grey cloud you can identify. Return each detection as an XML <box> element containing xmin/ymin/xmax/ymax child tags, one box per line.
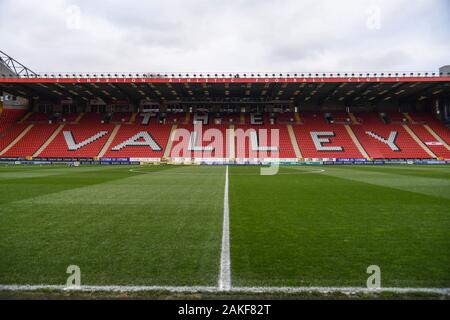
<box><xmin>0</xmin><ymin>0</ymin><xmax>448</xmax><ymax>72</ymax></box>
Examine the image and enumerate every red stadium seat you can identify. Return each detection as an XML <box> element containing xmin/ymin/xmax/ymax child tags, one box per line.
<box><xmin>0</xmin><ymin>124</ymin><xmax>29</xmax><ymax>153</ymax></box>
<box><xmin>234</xmin><ymin>124</ymin><xmax>296</xmax><ymax>159</ymax></box>
<box><xmin>170</xmin><ymin>124</ymin><xmax>231</xmax><ymax>159</ymax></box>
<box><xmin>2</xmin><ymin>124</ymin><xmax>59</xmax><ymax>157</ymax></box>
<box><xmin>409</xmin><ymin>124</ymin><xmax>450</xmax><ymax>159</ymax></box>
<box><xmin>351</xmin><ymin>122</ymin><xmax>430</xmax><ymax>159</ymax></box>
<box><xmin>1</xmin><ymin>111</ymin><xmax>449</xmax><ymax>160</ymax></box>
<box><xmin>103</xmin><ymin>124</ymin><xmax>172</xmax><ymax>159</ymax></box>
<box><xmin>293</xmin><ymin>112</ymin><xmax>364</xmax><ymax>159</ymax></box>
<box><xmin>38</xmin><ymin>123</ymin><xmax>115</xmax><ymax>158</ymax></box>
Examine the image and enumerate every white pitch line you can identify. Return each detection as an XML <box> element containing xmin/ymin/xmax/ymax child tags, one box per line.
<box><xmin>128</xmin><ymin>168</ymin><xmax>326</xmax><ymax>176</ymax></box>
<box><xmin>0</xmin><ymin>285</ymin><xmax>448</xmax><ymax>295</ymax></box>
<box><xmin>0</xmin><ymin>285</ymin><xmax>216</xmax><ymax>293</ymax></box>
<box><xmin>5</xmin><ymin>166</ymin><xmax>447</xmax><ymax>296</ymax></box>
<box><xmin>219</xmin><ymin>165</ymin><xmax>231</xmax><ymax>291</ymax></box>
<box><xmin>230</xmin><ymin>287</ymin><xmax>450</xmax><ymax>295</ymax></box>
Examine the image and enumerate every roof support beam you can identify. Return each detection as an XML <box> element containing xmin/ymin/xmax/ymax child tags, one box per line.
<box><xmin>0</xmin><ymin>50</ymin><xmax>37</xmax><ymax>77</ymax></box>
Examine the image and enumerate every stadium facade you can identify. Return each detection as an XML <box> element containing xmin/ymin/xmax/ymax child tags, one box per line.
<box><xmin>0</xmin><ymin>51</ymin><xmax>449</xmax><ymax>165</ymax></box>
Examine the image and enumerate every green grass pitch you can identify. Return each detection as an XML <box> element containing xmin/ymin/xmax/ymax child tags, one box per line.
<box><xmin>0</xmin><ymin>164</ymin><xmax>449</xmax><ymax>291</ymax></box>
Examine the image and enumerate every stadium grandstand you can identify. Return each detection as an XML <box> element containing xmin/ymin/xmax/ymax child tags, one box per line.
<box><xmin>1</xmin><ymin>50</ymin><xmax>449</xmax><ymax>165</ymax></box>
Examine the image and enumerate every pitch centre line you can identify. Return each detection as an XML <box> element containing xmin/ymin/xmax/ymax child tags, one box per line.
<box><xmin>219</xmin><ymin>165</ymin><xmax>231</xmax><ymax>291</ymax></box>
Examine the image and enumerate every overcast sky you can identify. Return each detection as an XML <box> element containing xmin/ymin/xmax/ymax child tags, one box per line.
<box><xmin>0</xmin><ymin>0</ymin><xmax>449</xmax><ymax>73</ymax></box>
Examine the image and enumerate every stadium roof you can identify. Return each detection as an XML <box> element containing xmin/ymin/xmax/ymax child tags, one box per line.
<box><xmin>0</xmin><ymin>50</ymin><xmax>37</xmax><ymax>78</ymax></box>
<box><xmin>1</xmin><ymin>72</ymin><xmax>449</xmax><ymax>105</ymax></box>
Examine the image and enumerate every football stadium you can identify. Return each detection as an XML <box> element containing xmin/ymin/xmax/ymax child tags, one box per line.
<box><xmin>0</xmin><ymin>48</ymin><xmax>449</xmax><ymax>300</ymax></box>
<box><xmin>0</xmin><ymin>1</ymin><xmax>450</xmax><ymax>305</ymax></box>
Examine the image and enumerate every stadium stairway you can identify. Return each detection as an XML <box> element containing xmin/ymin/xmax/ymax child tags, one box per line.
<box><xmin>273</xmin><ymin>124</ymin><xmax>297</xmax><ymax>159</ymax></box>
<box><xmin>38</xmin><ymin>123</ymin><xmax>114</xmax><ymax>158</ymax></box>
<box><xmin>0</xmin><ymin>124</ymin><xmax>34</xmax><ymax>156</ymax></box>
<box><xmin>0</xmin><ymin>111</ymin><xmax>448</xmax><ymax>160</ymax></box>
<box><xmin>348</xmin><ymin>112</ymin><xmax>360</xmax><ymax>124</ymax></box>
<box><xmin>163</xmin><ymin>125</ymin><xmax>178</xmax><ymax>159</ymax></box>
<box><xmin>409</xmin><ymin>124</ymin><xmax>450</xmax><ymax>159</ymax></box>
<box><xmin>240</xmin><ymin>113</ymin><xmax>246</xmax><ymax>125</ymax></box>
<box><xmin>102</xmin><ymin>124</ymin><xmax>171</xmax><ymax>159</ymax></box>
<box><xmin>97</xmin><ymin>124</ymin><xmax>121</xmax><ymax>158</ymax></box>
<box><xmin>2</xmin><ymin>124</ymin><xmax>59</xmax><ymax>158</ymax></box>
<box><xmin>127</xmin><ymin>112</ymin><xmax>137</xmax><ymax>124</ymax></box>
<box><xmin>402</xmin><ymin>125</ymin><xmax>436</xmax><ymax>158</ymax></box>
<box><xmin>18</xmin><ymin>112</ymin><xmax>33</xmax><ymax>124</ymax></box>
<box><xmin>351</xmin><ymin>123</ymin><xmax>430</xmax><ymax>159</ymax></box>
<box><xmin>228</xmin><ymin>125</ymin><xmax>235</xmax><ymax>160</ymax></box>
<box><xmin>424</xmin><ymin>125</ymin><xmax>450</xmax><ymax>156</ymax></box>
<box><xmin>407</xmin><ymin>112</ymin><xmax>450</xmax><ymax>159</ymax></box>
<box><xmin>344</xmin><ymin>125</ymin><xmax>369</xmax><ymax>159</ymax></box>
<box><xmin>425</xmin><ymin>123</ymin><xmax>450</xmax><ymax>146</ymax></box>
<box><xmin>170</xmin><ymin>124</ymin><xmax>231</xmax><ymax>159</ymax></box>
<box><xmin>293</xmin><ymin>113</ymin><xmax>365</xmax><ymax>159</ymax></box>
<box><xmin>234</xmin><ymin>124</ymin><xmax>295</xmax><ymax>159</ymax></box>
<box><xmin>403</xmin><ymin>113</ymin><xmax>414</xmax><ymax>124</ymax></box>
<box><xmin>73</xmin><ymin>113</ymin><xmax>85</xmax><ymax>124</ymax></box>
<box><xmin>33</xmin><ymin>124</ymin><xmax>66</xmax><ymax>158</ymax></box>
<box><xmin>287</xmin><ymin>124</ymin><xmax>302</xmax><ymax>158</ymax></box>
<box><xmin>293</xmin><ymin>124</ymin><xmax>365</xmax><ymax>159</ymax></box>
<box><xmin>294</xmin><ymin>112</ymin><xmax>302</xmax><ymax>124</ymax></box>
<box><xmin>0</xmin><ymin>124</ymin><xmax>28</xmax><ymax>148</ymax></box>
<box><xmin>0</xmin><ymin>109</ymin><xmax>29</xmax><ymax>154</ymax></box>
